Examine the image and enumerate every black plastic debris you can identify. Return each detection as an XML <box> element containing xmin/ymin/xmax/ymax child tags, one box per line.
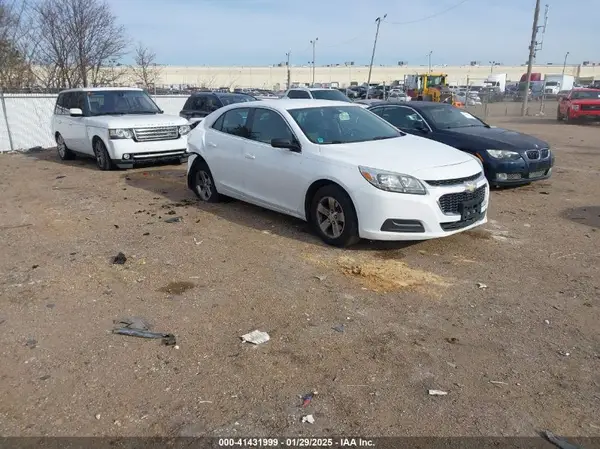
<box><xmin>164</xmin><ymin>217</ymin><xmax>182</xmax><ymax>223</ymax></box>
<box><xmin>542</xmin><ymin>430</ymin><xmax>585</xmax><ymax>449</ymax></box>
<box><xmin>25</xmin><ymin>338</ymin><xmax>37</xmax><ymax>349</ymax></box>
<box><xmin>112</xmin><ymin>317</ymin><xmax>176</xmax><ymax>346</ymax></box>
<box><xmin>112</xmin><ymin>252</ymin><xmax>127</xmax><ymax>264</ymax></box>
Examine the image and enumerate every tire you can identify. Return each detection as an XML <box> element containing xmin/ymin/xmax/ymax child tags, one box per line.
<box><xmin>93</xmin><ymin>139</ymin><xmax>113</xmax><ymax>171</ymax></box>
<box><xmin>556</xmin><ymin>107</ymin><xmax>563</xmax><ymax>121</ymax></box>
<box><xmin>56</xmin><ymin>134</ymin><xmax>75</xmax><ymax>160</ymax></box>
<box><xmin>564</xmin><ymin>109</ymin><xmax>571</xmax><ymax>124</ymax></box>
<box><xmin>190</xmin><ymin>160</ymin><xmax>221</xmax><ymax>203</ymax></box>
<box><xmin>310</xmin><ymin>184</ymin><xmax>360</xmax><ymax>247</ymax></box>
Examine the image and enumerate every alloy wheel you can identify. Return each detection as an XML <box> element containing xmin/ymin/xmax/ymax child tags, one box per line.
<box><xmin>57</xmin><ymin>136</ymin><xmax>66</xmax><ymax>158</ymax></box>
<box><xmin>196</xmin><ymin>170</ymin><xmax>213</xmax><ymax>201</ymax></box>
<box><xmin>316</xmin><ymin>196</ymin><xmax>346</xmax><ymax>239</ymax></box>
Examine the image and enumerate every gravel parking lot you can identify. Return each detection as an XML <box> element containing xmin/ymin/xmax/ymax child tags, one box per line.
<box><xmin>0</xmin><ymin>103</ymin><xmax>598</xmax><ymax>437</ymax></box>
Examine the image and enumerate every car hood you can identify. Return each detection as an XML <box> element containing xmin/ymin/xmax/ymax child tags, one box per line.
<box><xmin>319</xmin><ymin>134</ymin><xmax>481</xmax><ymax>179</ymax></box>
<box><xmin>86</xmin><ymin>114</ymin><xmax>187</xmax><ymax>128</ymax></box>
<box><xmin>442</xmin><ymin>126</ymin><xmax>548</xmax><ymax>150</ymax></box>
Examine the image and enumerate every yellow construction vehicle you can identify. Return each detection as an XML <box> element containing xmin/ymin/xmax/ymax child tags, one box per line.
<box><xmin>405</xmin><ymin>73</ymin><xmax>448</xmax><ymax>102</ymax></box>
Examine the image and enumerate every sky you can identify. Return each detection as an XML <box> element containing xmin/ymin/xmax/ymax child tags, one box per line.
<box><xmin>107</xmin><ymin>0</ymin><xmax>597</xmax><ymax>67</ymax></box>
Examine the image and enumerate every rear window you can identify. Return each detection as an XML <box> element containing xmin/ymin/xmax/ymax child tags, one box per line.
<box><xmin>217</xmin><ymin>94</ymin><xmax>256</xmax><ymax>106</ymax></box>
<box><xmin>310</xmin><ymin>89</ymin><xmax>352</xmax><ymax>102</ymax></box>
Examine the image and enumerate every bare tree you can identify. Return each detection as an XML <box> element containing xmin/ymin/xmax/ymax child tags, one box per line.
<box><xmin>130</xmin><ymin>43</ymin><xmax>162</xmax><ymax>90</ymax></box>
<box><xmin>0</xmin><ymin>0</ymin><xmax>36</xmax><ymax>89</ymax></box>
<box><xmin>33</xmin><ymin>0</ymin><xmax>128</xmax><ymax>88</ymax></box>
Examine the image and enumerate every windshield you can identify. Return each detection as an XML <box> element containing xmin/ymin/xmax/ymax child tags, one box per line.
<box><xmin>545</xmin><ymin>81</ymin><xmax>559</xmax><ymax>86</ymax></box>
<box><xmin>218</xmin><ymin>94</ymin><xmax>257</xmax><ymax>105</ymax></box>
<box><xmin>87</xmin><ymin>90</ymin><xmax>161</xmax><ymax>115</ymax></box>
<box><xmin>311</xmin><ymin>89</ymin><xmax>352</xmax><ymax>102</ymax></box>
<box><xmin>426</xmin><ymin>76</ymin><xmax>445</xmax><ymax>87</ymax></box>
<box><xmin>423</xmin><ymin>106</ymin><xmax>486</xmax><ymax>129</ymax></box>
<box><xmin>571</xmin><ymin>90</ymin><xmax>600</xmax><ymax>100</ymax></box>
<box><xmin>288</xmin><ymin>105</ymin><xmax>402</xmax><ymax>145</ymax></box>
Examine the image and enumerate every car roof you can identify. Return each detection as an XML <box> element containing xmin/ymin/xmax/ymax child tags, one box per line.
<box><xmin>229</xmin><ymin>99</ymin><xmax>360</xmax><ymax>110</ymax></box>
<box><xmin>193</xmin><ymin>91</ymin><xmax>253</xmax><ymax>97</ymax></box>
<box><xmin>59</xmin><ymin>87</ymin><xmax>143</xmax><ymax>93</ymax></box>
<box><xmin>289</xmin><ymin>87</ymin><xmax>335</xmax><ymax>91</ymax></box>
<box><xmin>364</xmin><ymin>100</ymin><xmax>448</xmax><ymax>109</ymax></box>
<box><xmin>573</xmin><ymin>88</ymin><xmax>599</xmax><ymax>92</ymax></box>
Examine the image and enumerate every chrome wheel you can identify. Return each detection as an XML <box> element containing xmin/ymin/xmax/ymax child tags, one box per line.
<box><xmin>316</xmin><ymin>196</ymin><xmax>345</xmax><ymax>239</ymax></box>
<box><xmin>57</xmin><ymin>135</ymin><xmax>66</xmax><ymax>158</ymax></box>
<box><xmin>196</xmin><ymin>170</ymin><xmax>213</xmax><ymax>201</ymax></box>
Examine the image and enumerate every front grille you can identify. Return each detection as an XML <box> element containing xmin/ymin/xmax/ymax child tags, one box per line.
<box><xmin>440</xmin><ymin>211</ymin><xmax>485</xmax><ymax>231</ymax></box>
<box><xmin>540</xmin><ymin>149</ymin><xmax>549</xmax><ymax>158</ymax></box>
<box><xmin>526</xmin><ymin>150</ymin><xmax>540</xmax><ymax>160</ymax></box>
<box><xmin>581</xmin><ymin>104</ymin><xmax>600</xmax><ymax>111</ymax></box>
<box><xmin>425</xmin><ymin>172</ymin><xmax>482</xmax><ymax>187</ymax></box>
<box><xmin>438</xmin><ymin>186</ymin><xmax>486</xmax><ymax>215</ymax></box>
<box><xmin>133</xmin><ymin>126</ymin><xmax>178</xmax><ymax>142</ymax></box>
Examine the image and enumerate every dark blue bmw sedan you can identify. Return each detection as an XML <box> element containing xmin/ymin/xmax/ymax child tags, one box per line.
<box><xmin>364</xmin><ymin>101</ymin><xmax>555</xmax><ymax>187</ymax></box>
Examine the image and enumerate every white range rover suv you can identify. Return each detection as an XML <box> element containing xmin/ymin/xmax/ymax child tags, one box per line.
<box><xmin>51</xmin><ymin>87</ymin><xmax>191</xmax><ymax>170</ymax></box>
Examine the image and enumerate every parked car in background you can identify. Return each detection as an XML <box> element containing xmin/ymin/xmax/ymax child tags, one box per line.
<box><xmin>51</xmin><ymin>87</ymin><xmax>190</xmax><ymax>170</ymax></box>
<box><xmin>180</xmin><ymin>91</ymin><xmax>257</xmax><ymax>128</ymax></box>
<box><xmin>186</xmin><ymin>100</ymin><xmax>488</xmax><ymax>247</ymax></box>
<box><xmin>387</xmin><ymin>89</ymin><xmax>411</xmax><ymax>102</ymax></box>
<box><xmin>557</xmin><ymin>88</ymin><xmax>600</xmax><ymax>122</ymax></box>
<box><xmin>367</xmin><ymin>101</ymin><xmax>554</xmax><ymax>187</ymax></box>
<box><xmin>283</xmin><ymin>87</ymin><xmax>353</xmax><ymax>102</ymax></box>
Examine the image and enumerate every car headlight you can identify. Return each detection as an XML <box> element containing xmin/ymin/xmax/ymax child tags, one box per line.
<box><xmin>359</xmin><ymin>166</ymin><xmax>426</xmax><ymax>195</ymax></box>
<box><xmin>109</xmin><ymin>128</ymin><xmax>133</xmax><ymax>139</ymax></box>
<box><xmin>486</xmin><ymin>149</ymin><xmax>522</xmax><ymax>160</ymax></box>
<box><xmin>178</xmin><ymin>124</ymin><xmax>191</xmax><ymax>136</ymax></box>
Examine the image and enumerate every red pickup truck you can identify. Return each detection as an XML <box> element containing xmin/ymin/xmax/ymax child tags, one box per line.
<box><xmin>557</xmin><ymin>88</ymin><xmax>600</xmax><ymax>122</ymax></box>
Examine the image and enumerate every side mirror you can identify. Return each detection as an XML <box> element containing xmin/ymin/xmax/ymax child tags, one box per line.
<box><xmin>69</xmin><ymin>108</ymin><xmax>83</xmax><ymax>117</ymax></box>
<box><xmin>271</xmin><ymin>138</ymin><xmax>301</xmax><ymax>152</ymax></box>
<box><xmin>415</xmin><ymin>121</ymin><xmax>429</xmax><ymax>133</ymax></box>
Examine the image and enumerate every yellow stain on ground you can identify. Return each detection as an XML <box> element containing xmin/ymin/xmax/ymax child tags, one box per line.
<box><xmin>304</xmin><ymin>252</ymin><xmax>451</xmax><ymax>294</ymax></box>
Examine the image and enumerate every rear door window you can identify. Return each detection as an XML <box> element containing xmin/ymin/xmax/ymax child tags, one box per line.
<box><xmin>220</xmin><ymin>108</ymin><xmax>251</xmax><ymax>138</ymax></box>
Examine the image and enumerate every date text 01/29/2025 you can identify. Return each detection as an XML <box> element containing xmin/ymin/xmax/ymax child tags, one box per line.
<box><xmin>218</xmin><ymin>438</ymin><xmax>375</xmax><ymax>447</ymax></box>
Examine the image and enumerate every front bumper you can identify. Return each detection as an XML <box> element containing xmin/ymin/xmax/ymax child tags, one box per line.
<box><xmin>353</xmin><ymin>176</ymin><xmax>489</xmax><ymax>241</ymax></box>
<box><xmin>569</xmin><ymin>109</ymin><xmax>600</xmax><ymax>120</ymax></box>
<box><xmin>107</xmin><ymin>137</ymin><xmax>189</xmax><ymax>168</ymax></box>
<box><xmin>485</xmin><ymin>152</ymin><xmax>555</xmax><ymax>186</ymax></box>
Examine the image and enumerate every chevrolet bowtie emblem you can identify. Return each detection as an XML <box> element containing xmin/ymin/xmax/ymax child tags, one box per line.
<box><xmin>464</xmin><ymin>181</ymin><xmax>477</xmax><ymax>193</ymax></box>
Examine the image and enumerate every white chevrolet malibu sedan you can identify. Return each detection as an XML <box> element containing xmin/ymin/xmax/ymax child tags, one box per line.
<box><xmin>186</xmin><ymin>99</ymin><xmax>488</xmax><ymax>247</ymax></box>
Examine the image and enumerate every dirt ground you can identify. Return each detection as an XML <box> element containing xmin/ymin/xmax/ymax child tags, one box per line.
<box><xmin>0</xmin><ymin>102</ymin><xmax>598</xmax><ymax>438</ymax></box>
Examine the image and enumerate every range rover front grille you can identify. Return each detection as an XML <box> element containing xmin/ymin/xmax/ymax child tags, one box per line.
<box><xmin>133</xmin><ymin>126</ymin><xmax>178</xmax><ymax>142</ymax></box>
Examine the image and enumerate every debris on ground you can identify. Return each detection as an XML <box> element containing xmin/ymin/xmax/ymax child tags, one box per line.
<box><xmin>25</xmin><ymin>338</ymin><xmax>37</xmax><ymax>349</ymax></box>
<box><xmin>164</xmin><ymin>216</ymin><xmax>182</xmax><ymax>223</ymax></box>
<box><xmin>446</xmin><ymin>362</ymin><xmax>457</xmax><ymax>369</ymax></box>
<box><xmin>55</xmin><ymin>175</ymin><xmax>66</xmax><ymax>179</ymax></box>
<box><xmin>490</xmin><ymin>381</ymin><xmax>508</xmax><ymax>386</ymax></box>
<box><xmin>558</xmin><ymin>350</ymin><xmax>571</xmax><ymax>357</ymax></box>
<box><xmin>544</xmin><ymin>319</ymin><xmax>551</xmax><ymax>325</ymax></box>
<box><xmin>477</xmin><ymin>282</ymin><xmax>488</xmax><ymax>289</ymax></box>
<box><xmin>314</xmin><ymin>275</ymin><xmax>327</xmax><ymax>281</ymax></box>
<box><xmin>113</xmin><ymin>224</ymin><xmax>119</xmax><ymax>229</ymax></box>
<box><xmin>301</xmin><ymin>414</ymin><xmax>315</xmax><ymax>424</ymax></box>
<box><xmin>112</xmin><ymin>317</ymin><xmax>176</xmax><ymax>346</ymax></box>
<box><xmin>241</xmin><ymin>330</ymin><xmax>270</xmax><ymax>345</ymax></box>
<box><xmin>539</xmin><ymin>191</ymin><xmax>550</xmax><ymax>195</ymax></box>
<box><xmin>428</xmin><ymin>389</ymin><xmax>448</xmax><ymax>396</ymax></box>
<box><xmin>301</xmin><ymin>391</ymin><xmax>317</xmax><ymax>407</ymax></box>
<box><xmin>332</xmin><ymin>324</ymin><xmax>345</xmax><ymax>333</ymax></box>
<box><xmin>542</xmin><ymin>430</ymin><xmax>585</xmax><ymax>449</ymax></box>
<box><xmin>95</xmin><ymin>414</ymin><xmax>101</xmax><ymax>420</ymax></box>
<box><xmin>193</xmin><ymin>238</ymin><xmax>203</xmax><ymax>245</ymax></box>
<box><xmin>445</xmin><ymin>337</ymin><xmax>459</xmax><ymax>344</ymax></box>
<box><xmin>112</xmin><ymin>252</ymin><xmax>127</xmax><ymax>265</ymax></box>
<box><xmin>39</xmin><ymin>375</ymin><xmax>51</xmax><ymax>381</ymax></box>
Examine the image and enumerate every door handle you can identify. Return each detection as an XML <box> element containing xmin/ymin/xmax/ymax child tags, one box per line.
<box><xmin>244</xmin><ymin>153</ymin><xmax>256</xmax><ymax>159</ymax></box>
<box><xmin>207</xmin><ymin>142</ymin><xmax>217</xmax><ymax>148</ymax></box>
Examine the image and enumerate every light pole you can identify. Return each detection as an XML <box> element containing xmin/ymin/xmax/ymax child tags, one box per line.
<box><xmin>489</xmin><ymin>61</ymin><xmax>496</xmax><ymax>74</ymax></box>
<box><xmin>285</xmin><ymin>51</ymin><xmax>291</xmax><ymax>90</ymax></box>
<box><xmin>428</xmin><ymin>51</ymin><xmax>433</xmax><ymax>73</ymax></box>
<box><xmin>365</xmin><ymin>13</ymin><xmax>386</xmax><ymax>100</ymax></box>
<box><xmin>310</xmin><ymin>38</ymin><xmax>318</xmax><ymax>87</ymax></box>
<box><xmin>522</xmin><ymin>0</ymin><xmax>541</xmax><ymax>116</ymax></box>
<box><xmin>562</xmin><ymin>51</ymin><xmax>569</xmax><ymax>75</ymax></box>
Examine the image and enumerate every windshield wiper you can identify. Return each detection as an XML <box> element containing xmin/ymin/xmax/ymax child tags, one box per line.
<box><xmin>370</xmin><ymin>135</ymin><xmax>396</xmax><ymax>141</ymax></box>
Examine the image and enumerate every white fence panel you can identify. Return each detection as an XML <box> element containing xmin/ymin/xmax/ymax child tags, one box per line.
<box><xmin>0</xmin><ymin>94</ymin><xmax>190</xmax><ymax>152</ymax></box>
